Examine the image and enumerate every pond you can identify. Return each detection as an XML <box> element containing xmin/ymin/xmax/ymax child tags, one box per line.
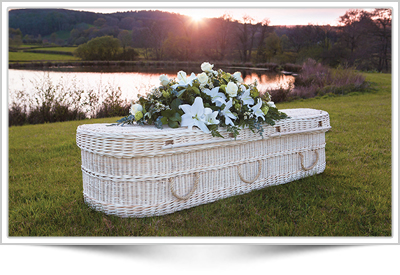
<box><xmin>8</xmin><ymin>66</ymin><xmax>295</xmax><ymax>118</ymax></box>
<box><xmin>9</xmin><ymin>66</ymin><xmax>294</xmax><ymax>100</ymax></box>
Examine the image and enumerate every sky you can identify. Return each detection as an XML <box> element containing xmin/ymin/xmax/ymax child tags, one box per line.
<box><xmin>5</xmin><ymin>2</ymin><xmax>384</xmax><ymax>26</ymax></box>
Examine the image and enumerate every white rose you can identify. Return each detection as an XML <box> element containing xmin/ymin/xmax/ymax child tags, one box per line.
<box><xmin>232</xmin><ymin>72</ymin><xmax>243</xmax><ymax>83</ymax></box>
<box><xmin>201</xmin><ymin>62</ymin><xmax>214</xmax><ymax>72</ymax></box>
<box><xmin>197</xmin><ymin>72</ymin><xmax>208</xmax><ymax>85</ymax></box>
<box><xmin>130</xmin><ymin>103</ymin><xmax>143</xmax><ymax>116</ymax></box>
<box><xmin>159</xmin><ymin>74</ymin><xmax>169</xmax><ymax>86</ymax></box>
<box><xmin>226</xmin><ymin>82</ymin><xmax>238</xmax><ymax>97</ymax></box>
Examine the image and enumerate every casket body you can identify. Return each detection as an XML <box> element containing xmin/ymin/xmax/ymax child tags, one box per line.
<box><xmin>76</xmin><ymin>108</ymin><xmax>330</xmax><ymax>218</ymax></box>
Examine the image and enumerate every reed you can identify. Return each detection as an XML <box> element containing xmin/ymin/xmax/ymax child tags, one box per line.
<box><xmin>8</xmin><ymin>74</ymin><xmax>130</xmax><ymax>126</ymax></box>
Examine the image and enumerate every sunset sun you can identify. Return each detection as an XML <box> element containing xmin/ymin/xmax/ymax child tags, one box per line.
<box><xmin>190</xmin><ymin>14</ymin><xmax>204</xmax><ymax>22</ymax></box>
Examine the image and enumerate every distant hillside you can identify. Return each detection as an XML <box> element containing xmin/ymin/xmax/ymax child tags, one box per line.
<box><xmin>8</xmin><ymin>8</ymin><xmax>185</xmax><ymax>37</ymax></box>
<box><xmin>8</xmin><ymin>8</ymin><xmax>391</xmax><ymax>72</ymax></box>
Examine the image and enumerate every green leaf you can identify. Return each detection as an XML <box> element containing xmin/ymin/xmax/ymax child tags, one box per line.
<box><xmin>161</xmin><ymin>109</ymin><xmax>174</xmax><ymax>118</ymax></box>
<box><xmin>176</xmin><ymin>88</ymin><xmax>186</xmax><ymax>98</ymax></box>
<box><xmin>160</xmin><ymin>117</ymin><xmax>168</xmax><ymax>125</ymax></box>
<box><xmin>171</xmin><ymin>98</ymin><xmax>183</xmax><ymax>110</ymax></box>
<box><xmin>168</xmin><ymin>120</ymin><xmax>179</xmax><ymax>128</ymax></box>
<box><xmin>169</xmin><ymin>112</ymin><xmax>181</xmax><ymax>122</ymax></box>
<box><xmin>192</xmin><ymin>86</ymin><xmax>200</xmax><ymax>95</ymax></box>
<box><xmin>211</xmin><ymin>129</ymin><xmax>224</xmax><ymax>138</ymax></box>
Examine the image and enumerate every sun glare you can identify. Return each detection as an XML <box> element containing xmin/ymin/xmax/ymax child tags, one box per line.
<box><xmin>190</xmin><ymin>14</ymin><xmax>204</xmax><ymax>22</ymax></box>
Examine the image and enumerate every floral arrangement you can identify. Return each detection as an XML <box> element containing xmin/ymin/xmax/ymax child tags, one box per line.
<box><xmin>116</xmin><ymin>62</ymin><xmax>288</xmax><ymax>138</ymax></box>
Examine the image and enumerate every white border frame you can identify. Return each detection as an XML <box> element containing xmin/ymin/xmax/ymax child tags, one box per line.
<box><xmin>2</xmin><ymin>1</ymin><xmax>398</xmax><ymax>245</ymax></box>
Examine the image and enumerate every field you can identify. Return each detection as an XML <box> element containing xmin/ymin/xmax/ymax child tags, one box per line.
<box><xmin>9</xmin><ymin>51</ymin><xmax>81</xmax><ymax>62</ymax></box>
<box><xmin>7</xmin><ymin>72</ymin><xmax>392</xmax><ymax>237</ymax></box>
<box><xmin>26</xmin><ymin>47</ymin><xmax>78</xmax><ymax>53</ymax></box>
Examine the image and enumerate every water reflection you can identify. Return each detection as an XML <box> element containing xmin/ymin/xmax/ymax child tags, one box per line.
<box><xmin>8</xmin><ymin>67</ymin><xmax>294</xmax><ymax>105</ymax></box>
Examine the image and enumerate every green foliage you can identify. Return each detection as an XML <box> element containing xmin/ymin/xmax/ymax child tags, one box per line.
<box><xmin>162</xmin><ymin>33</ymin><xmax>191</xmax><ymax>61</ymax></box>
<box><xmin>264</xmin><ymin>32</ymin><xmax>283</xmax><ymax>59</ymax></box>
<box><xmin>118</xmin><ymin>30</ymin><xmax>132</xmax><ymax>50</ymax></box>
<box><xmin>297</xmin><ymin>45</ymin><xmax>324</xmax><ymax>64</ymax></box>
<box><xmin>74</xmin><ymin>35</ymin><xmax>121</xmax><ymax>61</ymax></box>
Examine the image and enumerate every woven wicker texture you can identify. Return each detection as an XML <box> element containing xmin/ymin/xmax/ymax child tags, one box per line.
<box><xmin>76</xmin><ymin>108</ymin><xmax>331</xmax><ymax>217</ymax></box>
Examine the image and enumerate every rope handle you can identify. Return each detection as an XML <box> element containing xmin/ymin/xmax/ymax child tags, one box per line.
<box><xmin>298</xmin><ymin>150</ymin><xmax>319</xmax><ymax>171</ymax></box>
<box><xmin>169</xmin><ymin>172</ymin><xmax>200</xmax><ymax>200</ymax></box>
<box><xmin>238</xmin><ymin>160</ymin><xmax>262</xmax><ymax>184</ymax></box>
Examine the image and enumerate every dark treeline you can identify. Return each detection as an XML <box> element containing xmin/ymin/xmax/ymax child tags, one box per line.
<box><xmin>9</xmin><ymin>8</ymin><xmax>391</xmax><ymax>72</ymax></box>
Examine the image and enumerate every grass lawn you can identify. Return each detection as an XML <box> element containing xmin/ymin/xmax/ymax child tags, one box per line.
<box><xmin>7</xmin><ymin>72</ymin><xmax>392</xmax><ymax>237</ymax></box>
<box><xmin>9</xmin><ymin>51</ymin><xmax>81</xmax><ymax>62</ymax></box>
<box><xmin>26</xmin><ymin>47</ymin><xmax>78</xmax><ymax>53</ymax></box>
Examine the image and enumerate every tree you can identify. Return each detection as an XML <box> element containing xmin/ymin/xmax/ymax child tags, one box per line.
<box><xmin>9</xmin><ymin>28</ymin><xmax>23</xmax><ymax>48</ymax></box>
<box><xmin>337</xmin><ymin>9</ymin><xmax>369</xmax><ymax>65</ymax></box>
<box><xmin>118</xmin><ymin>30</ymin><xmax>132</xmax><ymax>53</ymax></box>
<box><xmin>370</xmin><ymin>8</ymin><xmax>392</xmax><ymax>72</ymax></box>
<box><xmin>206</xmin><ymin>14</ymin><xmax>235</xmax><ymax>60</ymax></box>
<box><xmin>143</xmin><ymin>20</ymin><xmax>169</xmax><ymax>60</ymax></box>
<box><xmin>162</xmin><ymin>32</ymin><xmax>191</xmax><ymax>60</ymax></box>
<box><xmin>264</xmin><ymin>32</ymin><xmax>282</xmax><ymax>61</ymax></box>
<box><xmin>50</xmin><ymin>32</ymin><xmax>57</xmax><ymax>43</ymax></box>
<box><xmin>255</xmin><ymin>18</ymin><xmax>271</xmax><ymax>63</ymax></box>
<box><xmin>236</xmin><ymin>15</ymin><xmax>259</xmax><ymax>63</ymax></box>
<box><xmin>74</xmin><ymin>35</ymin><xmax>121</xmax><ymax>60</ymax></box>
<box><xmin>118</xmin><ymin>17</ymin><xmax>135</xmax><ymax>30</ymax></box>
<box><xmin>94</xmin><ymin>18</ymin><xmax>107</xmax><ymax>27</ymax></box>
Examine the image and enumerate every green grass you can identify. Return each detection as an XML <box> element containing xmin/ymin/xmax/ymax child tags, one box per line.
<box><xmin>8</xmin><ymin>72</ymin><xmax>392</xmax><ymax>237</ymax></box>
<box><xmin>9</xmin><ymin>51</ymin><xmax>81</xmax><ymax>62</ymax></box>
<box><xmin>27</xmin><ymin>47</ymin><xmax>78</xmax><ymax>53</ymax></box>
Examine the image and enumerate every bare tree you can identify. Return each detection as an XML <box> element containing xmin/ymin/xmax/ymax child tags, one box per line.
<box><xmin>236</xmin><ymin>15</ymin><xmax>259</xmax><ymax>63</ymax></box>
<box><xmin>370</xmin><ymin>9</ymin><xmax>392</xmax><ymax>72</ymax></box>
<box><xmin>338</xmin><ymin>9</ymin><xmax>370</xmax><ymax>65</ymax></box>
<box><xmin>212</xmin><ymin>13</ymin><xmax>234</xmax><ymax>60</ymax></box>
<box><xmin>144</xmin><ymin>20</ymin><xmax>169</xmax><ymax>60</ymax></box>
<box><xmin>256</xmin><ymin>18</ymin><xmax>271</xmax><ymax>63</ymax></box>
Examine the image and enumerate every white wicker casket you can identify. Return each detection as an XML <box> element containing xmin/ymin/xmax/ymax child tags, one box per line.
<box><xmin>76</xmin><ymin>108</ymin><xmax>330</xmax><ymax>218</ymax></box>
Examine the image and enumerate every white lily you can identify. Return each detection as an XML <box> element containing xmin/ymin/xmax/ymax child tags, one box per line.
<box><xmin>172</xmin><ymin>71</ymin><xmax>197</xmax><ymax>88</ymax></box>
<box><xmin>251</xmin><ymin>98</ymin><xmax>265</xmax><ymax>121</ymax></box>
<box><xmin>180</xmin><ymin>97</ymin><xmax>218</xmax><ymax>133</ymax></box>
<box><xmin>220</xmin><ymin>99</ymin><xmax>237</xmax><ymax>126</ymax></box>
<box><xmin>203</xmin><ymin>108</ymin><xmax>220</xmax><ymax>126</ymax></box>
<box><xmin>203</xmin><ymin>87</ymin><xmax>226</xmax><ymax>107</ymax></box>
<box><xmin>267</xmin><ymin>101</ymin><xmax>276</xmax><ymax>108</ymax></box>
<box><xmin>239</xmin><ymin>89</ymin><xmax>254</xmax><ymax>106</ymax></box>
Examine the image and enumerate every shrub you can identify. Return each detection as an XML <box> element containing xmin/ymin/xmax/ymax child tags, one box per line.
<box><xmin>9</xmin><ymin>102</ymin><xmax>27</xmax><ymax>126</ymax></box>
<box><xmin>94</xmin><ymin>86</ymin><xmax>130</xmax><ymax>118</ymax></box>
<box><xmin>266</xmin><ymin>84</ymin><xmax>293</xmax><ymax>103</ymax></box>
<box><xmin>292</xmin><ymin>59</ymin><xmax>369</xmax><ymax>98</ymax></box>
